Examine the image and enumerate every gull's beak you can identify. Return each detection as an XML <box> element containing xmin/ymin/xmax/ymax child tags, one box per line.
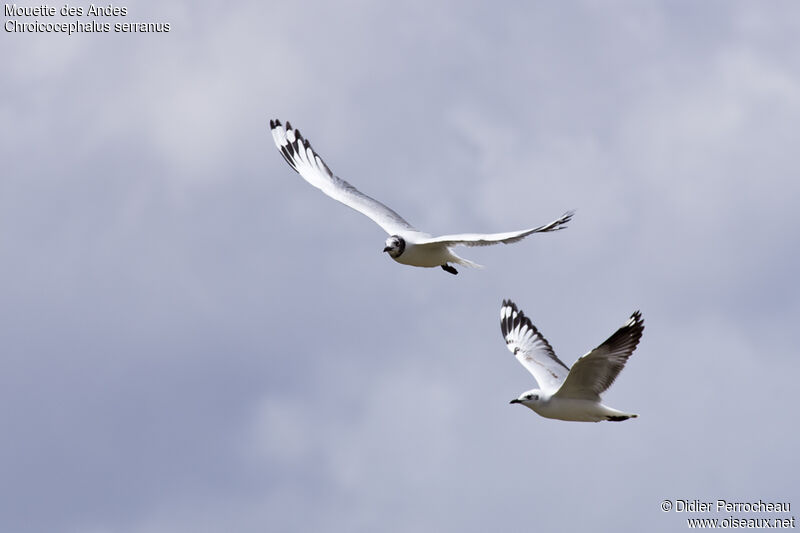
<box><xmin>382</xmin><ymin>246</ymin><xmax>391</xmax><ymax>253</ymax></box>
<box><xmin>509</xmin><ymin>398</ymin><xmax>522</xmax><ymax>405</ymax></box>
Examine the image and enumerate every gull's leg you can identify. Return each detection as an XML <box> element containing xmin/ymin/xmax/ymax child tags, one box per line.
<box><xmin>441</xmin><ymin>264</ymin><xmax>458</xmax><ymax>275</ymax></box>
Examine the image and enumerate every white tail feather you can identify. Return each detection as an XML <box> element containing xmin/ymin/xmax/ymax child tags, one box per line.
<box><xmin>451</xmin><ymin>254</ymin><xmax>483</xmax><ymax>269</ymax></box>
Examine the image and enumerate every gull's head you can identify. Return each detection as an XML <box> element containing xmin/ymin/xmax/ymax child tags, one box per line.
<box><xmin>383</xmin><ymin>235</ymin><xmax>405</xmax><ymax>258</ymax></box>
<box><xmin>510</xmin><ymin>390</ymin><xmax>542</xmax><ymax>406</ymax></box>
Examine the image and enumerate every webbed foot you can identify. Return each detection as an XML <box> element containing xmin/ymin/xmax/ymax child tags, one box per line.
<box><xmin>441</xmin><ymin>264</ymin><xmax>458</xmax><ymax>275</ymax></box>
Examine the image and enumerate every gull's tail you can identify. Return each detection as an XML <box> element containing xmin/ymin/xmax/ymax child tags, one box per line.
<box><xmin>450</xmin><ymin>251</ymin><xmax>483</xmax><ymax>269</ymax></box>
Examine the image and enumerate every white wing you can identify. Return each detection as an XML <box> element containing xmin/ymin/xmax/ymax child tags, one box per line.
<box><xmin>554</xmin><ymin>311</ymin><xmax>644</xmax><ymax>401</ymax></box>
<box><xmin>418</xmin><ymin>211</ymin><xmax>574</xmax><ymax>247</ymax></box>
<box><xmin>500</xmin><ymin>300</ymin><xmax>570</xmax><ymax>394</ymax></box>
<box><xmin>270</xmin><ymin>120</ymin><xmax>422</xmax><ymax>237</ymax></box>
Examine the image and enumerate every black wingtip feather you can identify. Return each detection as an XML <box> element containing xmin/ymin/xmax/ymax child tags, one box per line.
<box><xmin>628</xmin><ymin>310</ymin><xmax>645</xmax><ymax>335</ymax></box>
<box><xmin>280</xmin><ymin>146</ymin><xmax>297</xmax><ymax>171</ymax></box>
<box><xmin>500</xmin><ymin>299</ymin><xmax>522</xmax><ymax>340</ymax></box>
<box><xmin>597</xmin><ymin>310</ymin><xmax>646</xmax><ymax>361</ymax></box>
<box><xmin>628</xmin><ymin>310</ymin><xmax>645</xmax><ymax>347</ymax></box>
<box><xmin>550</xmin><ymin>210</ymin><xmax>575</xmax><ymax>231</ymax></box>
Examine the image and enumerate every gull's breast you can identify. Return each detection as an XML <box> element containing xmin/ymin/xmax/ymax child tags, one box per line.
<box><xmin>532</xmin><ymin>398</ymin><xmax>608</xmax><ymax>422</ymax></box>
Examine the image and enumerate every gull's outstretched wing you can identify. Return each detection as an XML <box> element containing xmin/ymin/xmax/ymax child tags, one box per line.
<box><xmin>554</xmin><ymin>311</ymin><xmax>644</xmax><ymax>402</ymax></box>
<box><xmin>417</xmin><ymin>211</ymin><xmax>573</xmax><ymax>247</ymax></box>
<box><xmin>270</xmin><ymin>120</ymin><xmax>421</xmax><ymax>237</ymax></box>
<box><xmin>500</xmin><ymin>300</ymin><xmax>570</xmax><ymax>394</ymax></box>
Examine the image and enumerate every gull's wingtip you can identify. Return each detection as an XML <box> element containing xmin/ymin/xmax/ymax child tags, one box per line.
<box><xmin>553</xmin><ymin>209</ymin><xmax>576</xmax><ymax>229</ymax></box>
<box><xmin>500</xmin><ymin>299</ymin><xmax>520</xmax><ymax>326</ymax></box>
<box><xmin>500</xmin><ymin>299</ymin><xmax>528</xmax><ymax>339</ymax></box>
<box><xmin>526</xmin><ymin>210</ymin><xmax>576</xmax><ymax>234</ymax></box>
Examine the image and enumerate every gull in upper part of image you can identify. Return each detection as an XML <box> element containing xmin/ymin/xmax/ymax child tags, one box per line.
<box><xmin>270</xmin><ymin>119</ymin><xmax>574</xmax><ymax>274</ymax></box>
<box><xmin>500</xmin><ymin>300</ymin><xmax>645</xmax><ymax>422</ymax></box>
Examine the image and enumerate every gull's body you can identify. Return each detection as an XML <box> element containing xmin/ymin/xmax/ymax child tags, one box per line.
<box><xmin>387</xmin><ymin>235</ymin><xmax>468</xmax><ymax>268</ymax></box>
<box><xmin>509</xmin><ymin>394</ymin><xmax>638</xmax><ymax>422</ymax></box>
<box><xmin>500</xmin><ymin>300</ymin><xmax>644</xmax><ymax>422</ymax></box>
<box><xmin>270</xmin><ymin>119</ymin><xmax>574</xmax><ymax>274</ymax></box>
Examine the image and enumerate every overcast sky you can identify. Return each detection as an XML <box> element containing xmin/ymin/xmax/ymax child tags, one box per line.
<box><xmin>2</xmin><ymin>1</ymin><xmax>799</xmax><ymax>532</ymax></box>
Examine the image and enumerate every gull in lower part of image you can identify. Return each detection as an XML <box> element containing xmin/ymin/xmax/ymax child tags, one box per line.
<box><xmin>270</xmin><ymin>119</ymin><xmax>574</xmax><ymax>275</ymax></box>
<box><xmin>500</xmin><ymin>300</ymin><xmax>645</xmax><ymax>422</ymax></box>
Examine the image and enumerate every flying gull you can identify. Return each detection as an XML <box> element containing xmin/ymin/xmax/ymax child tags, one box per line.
<box><xmin>500</xmin><ymin>300</ymin><xmax>644</xmax><ymax>422</ymax></box>
<box><xmin>270</xmin><ymin>119</ymin><xmax>574</xmax><ymax>274</ymax></box>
